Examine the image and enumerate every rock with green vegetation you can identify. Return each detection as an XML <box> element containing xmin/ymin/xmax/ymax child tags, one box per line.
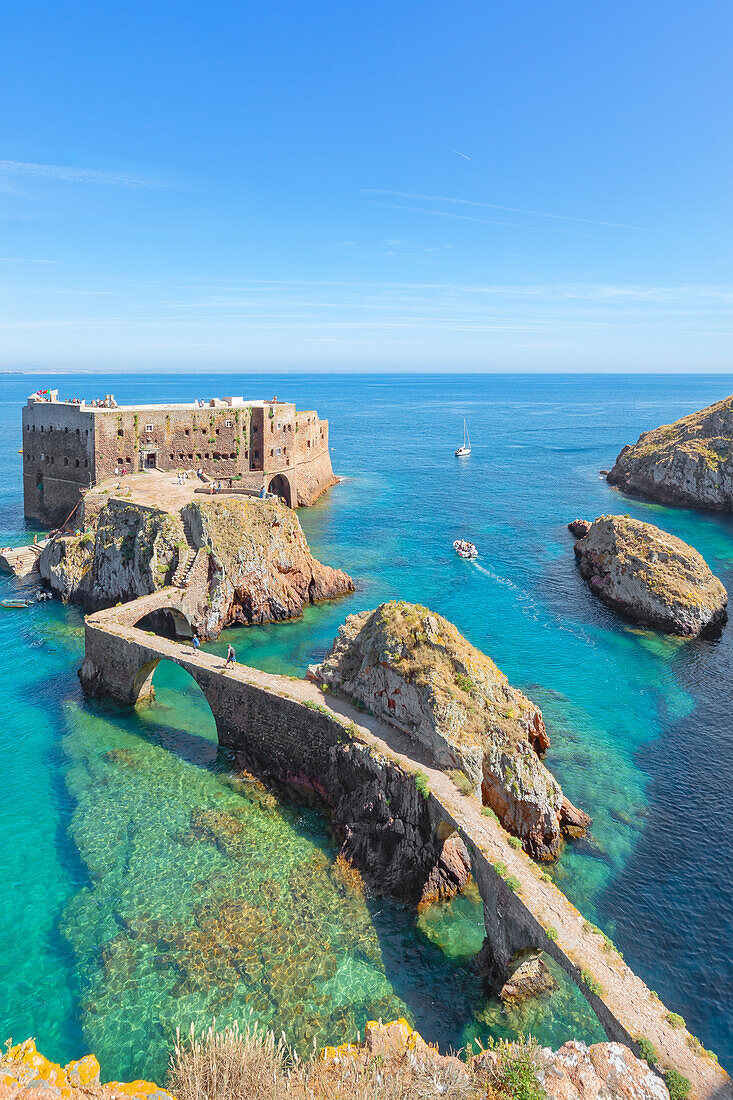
<box><xmin>184</xmin><ymin>497</ymin><xmax>353</xmax><ymax>636</ymax></box>
<box><xmin>572</xmin><ymin>515</ymin><xmax>727</xmax><ymax>636</ymax></box>
<box><xmin>607</xmin><ymin>394</ymin><xmax>733</xmax><ymax>510</ymax></box>
<box><xmin>39</xmin><ymin>495</ymin><xmax>354</xmax><ymax>636</ymax></box>
<box><xmin>39</xmin><ymin>498</ymin><xmax>182</xmax><ymax>607</ymax></box>
<box><xmin>310</xmin><ymin>600</ymin><xmax>590</xmax><ymax>858</ymax></box>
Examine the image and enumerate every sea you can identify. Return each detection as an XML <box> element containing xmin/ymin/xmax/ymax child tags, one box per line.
<box><xmin>0</xmin><ymin>372</ymin><xmax>731</xmax><ymax>1083</ymax></box>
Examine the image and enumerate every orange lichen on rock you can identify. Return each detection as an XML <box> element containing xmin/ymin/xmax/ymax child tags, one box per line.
<box><xmin>0</xmin><ymin>1040</ymin><xmax>174</xmax><ymax>1100</ymax></box>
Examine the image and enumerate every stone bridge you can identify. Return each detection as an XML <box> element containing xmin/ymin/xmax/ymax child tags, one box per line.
<box><xmin>79</xmin><ymin>599</ymin><xmax>732</xmax><ymax>1100</ymax></box>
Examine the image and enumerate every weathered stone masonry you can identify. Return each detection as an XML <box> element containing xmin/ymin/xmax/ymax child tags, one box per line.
<box><xmin>23</xmin><ymin>392</ymin><xmax>336</xmax><ymax>525</ymax></box>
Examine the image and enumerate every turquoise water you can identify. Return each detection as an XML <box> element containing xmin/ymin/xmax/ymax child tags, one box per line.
<box><xmin>1</xmin><ymin>373</ymin><xmax>732</xmax><ymax>1078</ymax></box>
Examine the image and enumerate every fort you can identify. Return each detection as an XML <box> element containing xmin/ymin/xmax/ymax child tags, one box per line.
<box><xmin>22</xmin><ymin>389</ymin><xmax>336</xmax><ymax>525</ymax></box>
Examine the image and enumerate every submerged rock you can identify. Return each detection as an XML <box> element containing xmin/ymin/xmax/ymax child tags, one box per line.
<box><xmin>310</xmin><ymin>600</ymin><xmax>590</xmax><ymax>858</ymax></box>
<box><xmin>39</xmin><ymin>495</ymin><xmax>353</xmax><ymax>638</ymax></box>
<box><xmin>572</xmin><ymin>515</ymin><xmax>727</xmax><ymax>636</ymax></box>
<box><xmin>607</xmin><ymin>394</ymin><xmax>733</xmax><ymax>510</ymax></box>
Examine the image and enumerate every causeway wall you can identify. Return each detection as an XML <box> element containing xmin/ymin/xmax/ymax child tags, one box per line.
<box><xmin>78</xmin><ymin>598</ymin><xmax>733</xmax><ymax>1100</ymax></box>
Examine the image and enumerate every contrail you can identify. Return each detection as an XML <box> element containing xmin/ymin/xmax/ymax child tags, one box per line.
<box><xmin>450</xmin><ymin>148</ymin><xmax>471</xmax><ymax>160</ymax></box>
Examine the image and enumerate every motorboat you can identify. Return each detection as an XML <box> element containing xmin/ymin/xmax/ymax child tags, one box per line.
<box><xmin>1</xmin><ymin>598</ymin><xmax>33</xmax><ymax>609</ymax></box>
<box><xmin>453</xmin><ymin>539</ymin><xmax>478</xmax><ymax>560</ymax></box>
<box><xmin>455</xmin><ymin>418</ymin><xmax>471</xmax><ymax>456</ymax></box>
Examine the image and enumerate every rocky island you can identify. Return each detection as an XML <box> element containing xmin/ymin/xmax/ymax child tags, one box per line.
<box><xmin>310</xmin><ymin>600</ymin><xmax>590</xmax><ymax>859</ymax></box>
<box><xmin>571</xmin><ymin>515</ymin><xmax>727</xmax><ymax>636</ymax></box>
<box><xmin>38</xmin><ymin>471</ymin><xmax>353</xmax><ymax>637</ymax></box>
<box><xmin>607</xmin><ymin>394</ymin><xmax>733</xmax><ymax>510</ymax></box>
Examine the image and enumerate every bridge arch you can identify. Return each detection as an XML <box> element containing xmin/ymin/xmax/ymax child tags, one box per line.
<box><xmin>267</xmin><ymin>473</ymin><xmax>292</xmax><ymax>506</ymax></box>
<box><xmin>134</xmin><ymin>605</ymin><xmax>193</xmax><ymax>640</ymax></box>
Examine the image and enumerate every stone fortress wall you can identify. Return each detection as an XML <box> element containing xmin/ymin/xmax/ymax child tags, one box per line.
<box><xmin>23</xmin><ymin>390</ymin><xmax>336</xmax><ymax>525</ymax></box>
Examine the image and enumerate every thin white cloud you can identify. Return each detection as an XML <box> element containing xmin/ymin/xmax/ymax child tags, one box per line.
<box><xmin>363</xmin><ymin>198</ymin><xmax>584</xmax><ymax>235</ymax></box>
<box><xmin>363</xmin><ymin>189</ymin><xmax>659</xmax><ymax>233</ymax></box>
<box><xmin>0</xmin><ymin>159</ymin><xmax>163</xmax><ymax>189</ymax></box>
<box><xmin>0</xmin><ymin>257</ymin><xmax>59</xmax><ymax>264</ymax></box>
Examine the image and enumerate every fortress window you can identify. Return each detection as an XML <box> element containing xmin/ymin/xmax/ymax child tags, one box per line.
<box><xmin>185</xmin><ymin>428</ymin><xmax>190</xmax><ymax>435</ymax></box>
<box><xmin>64</xmin><ymin>457</ymin><xmax>69</xmax><ymax>466</ymax></box>
<box><xmin>169</xmin><ymin>453</ymin><xmax>174</xmax><ymax>461</ymax></box>
<box><xmin>225</xmin><ymin>419</ymin><xmax>232</xmax><ymax>427</ymax></box>
<box><xmin>215</xmin><ymin>428</ymin><xmax>220</xmax><ymax>435</ymax></box>
<box><xmin>64</xmin><ymin>427</ymin><xmax>68</xmax><ymax>433</ymax></box>
<box><xmin>270</xmin><ymin>448</ymin><xmax>274</xmax><ymax>457</ymax></box>
<box><xmin>40</xmin><ymin>426</ymin><xmax>44</xmax><ymax>432</ymax></box>
<box><xmin>118</xmin><ymin>428</ymin><xmax>124</xmax><ymax>437</ymax></box>
<box><xmin>229</xmin><ymin>452</ymin><xmax>236</xmax><ymax>459</ymax></box>
<box><xmin>76</xmin><ymin>429</ymin><xmax>80</xmax><ymax>436</ymax></box>
<box><xmin>145</xmin><ymin>424</ymin><xmax>153</xmax><ymax>432</ymax></box>
<box><xmin>188</xmin><ymin>453</ymin><xmax>193</xmax><ymax>460</ymax></box>
<box><xmin>126</xmin><ymin>457</ymin><xmax>131</xmax><ymax>465</ymax></box>
<box><xmin>32</xmin><ymin>425</ymin><xmax>35</xmax><ymax>431</ymax></box>
<box><xmin>204</xmin><ymin>452</ymin><xmax>209</xmax><ymax>459</ymax></box>
<box><xmin>276</xmin><ymin>448</ymin><xmax>281</xmax><ymax>455</ymax></box>
<box><xmin>75</xmin><ymin>460</ymin><xmax>79</xmax><ymax>468</ymax></box>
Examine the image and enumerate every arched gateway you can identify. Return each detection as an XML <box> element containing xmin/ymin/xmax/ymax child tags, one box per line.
<box><xmin>267</xmin><ymin>473</ymin><xmax>292</xmax><ymax>506</ymax></box>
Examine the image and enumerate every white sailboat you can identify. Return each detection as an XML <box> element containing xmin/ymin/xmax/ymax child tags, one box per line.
<box><xmin>455</xmin><ymin>419</ymin><xmax>471</xmax><ymax>457</ymax></box>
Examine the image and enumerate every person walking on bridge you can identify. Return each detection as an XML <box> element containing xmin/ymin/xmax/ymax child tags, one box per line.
<box><xmin>191</xmin><ymin>633</ymin><xmax>200</xmax><ymax>654</ymax></box>
<box><xmin>225</xmin><ymin>644</ymin><xmax>235</xmax><ymax>668</ymax></box>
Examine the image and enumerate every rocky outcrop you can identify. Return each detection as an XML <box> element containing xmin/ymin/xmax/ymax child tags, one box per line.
<box><xmin>238</xmin><ymin>736</ymin><xmax>472</xmax><ymax>908</ymax></box>
<box><xmin>499</xmin><ymin>950</ymin><xmax>557</xmax><ymax>1003</ymax></box>
<box><xmin>0</xmin><ymin>1039</ymin><xmax>173</xmax><ymax>1100</ymax></box>
<box><xmin>310</xmin><ymin>601</ymin><xmax>590</xmax><ymax>859</ymax></box>
<box><xmin>323</xmin><ymin>1020</ymin><xmax>671</xmax><ymax>1100</ymax></box>
<box><xmin>185</xmin><ymin>498</ymin><xmax>353</xmax><ymax>637</ymax></box>
<box><xmin>39</xmin><ymin>496</ymin><xmax>353</xmax><ymax>637</ymax></box>
<box><xmin>607</xmin><ymin>395</ymin><xmax>733</xmax><ymax>510</ymax></box>
<box><xmin>568</xmin><ymin>518</ymin><xmax>592</xmax><ymax>538</ymax></box>
<box><xmin>572</xmin><ymin>515</ymin><xmax>727</xmax><ymax>636</ymax></box>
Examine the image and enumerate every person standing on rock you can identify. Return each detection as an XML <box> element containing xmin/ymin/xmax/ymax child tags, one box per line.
<box><xmin>225</xmin><ymin>644</ymin><xmax>235</xmax><ymax>668</ymax></box>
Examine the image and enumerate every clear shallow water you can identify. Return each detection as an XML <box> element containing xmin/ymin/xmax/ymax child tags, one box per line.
<box><xmin>1</xmin><ymin>373</ymin><xmax>732</xmax><ymax>1078</ymax></box>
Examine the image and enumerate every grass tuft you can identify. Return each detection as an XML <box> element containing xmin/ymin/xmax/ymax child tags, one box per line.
<box><xmin>664</xmin><ymin>1070</ymin><xmax>691</xmax><ymax>1100</ymax></box>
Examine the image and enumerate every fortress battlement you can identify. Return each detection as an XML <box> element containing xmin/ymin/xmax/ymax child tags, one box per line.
<box><xmin>22</xmin><ymin>389</ymin><xmax>336</xmax><ymax>525</ymax></box>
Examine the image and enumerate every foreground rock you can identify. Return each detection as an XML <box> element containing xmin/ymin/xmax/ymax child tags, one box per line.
<box><xmin>0</xmin><ymin>1039</ymin><xmax>173</xmax><ymax>1100</ymax></box>
<box><xmin>608</xmin><ymin>395</ymin><xmax>733</xmax><ymax>509</ymax></box>
<box><xmin>310</xmin><ymin>600</ymin><xmax>590</xmax><ymax>858</ymax></box>
<box><xmin>323</xmin><ymin>1019</ymin><xmax>670</xmax><ymax>1100</ymax></box>
<box><xmin>39</xmin><ymin>495</ymin><xmax>353</xmax><ymax>638</ymax></box>
<box><xmin>572</xmin><ymin>515</ymin><xmax>727</xmax><ymax>636</ymax></box>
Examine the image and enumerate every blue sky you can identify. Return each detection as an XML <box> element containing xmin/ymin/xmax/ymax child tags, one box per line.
<box><xmin>1</xmin><ymin>0</ymin><xmax>733</xmax><ymax>372</ymax></box>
